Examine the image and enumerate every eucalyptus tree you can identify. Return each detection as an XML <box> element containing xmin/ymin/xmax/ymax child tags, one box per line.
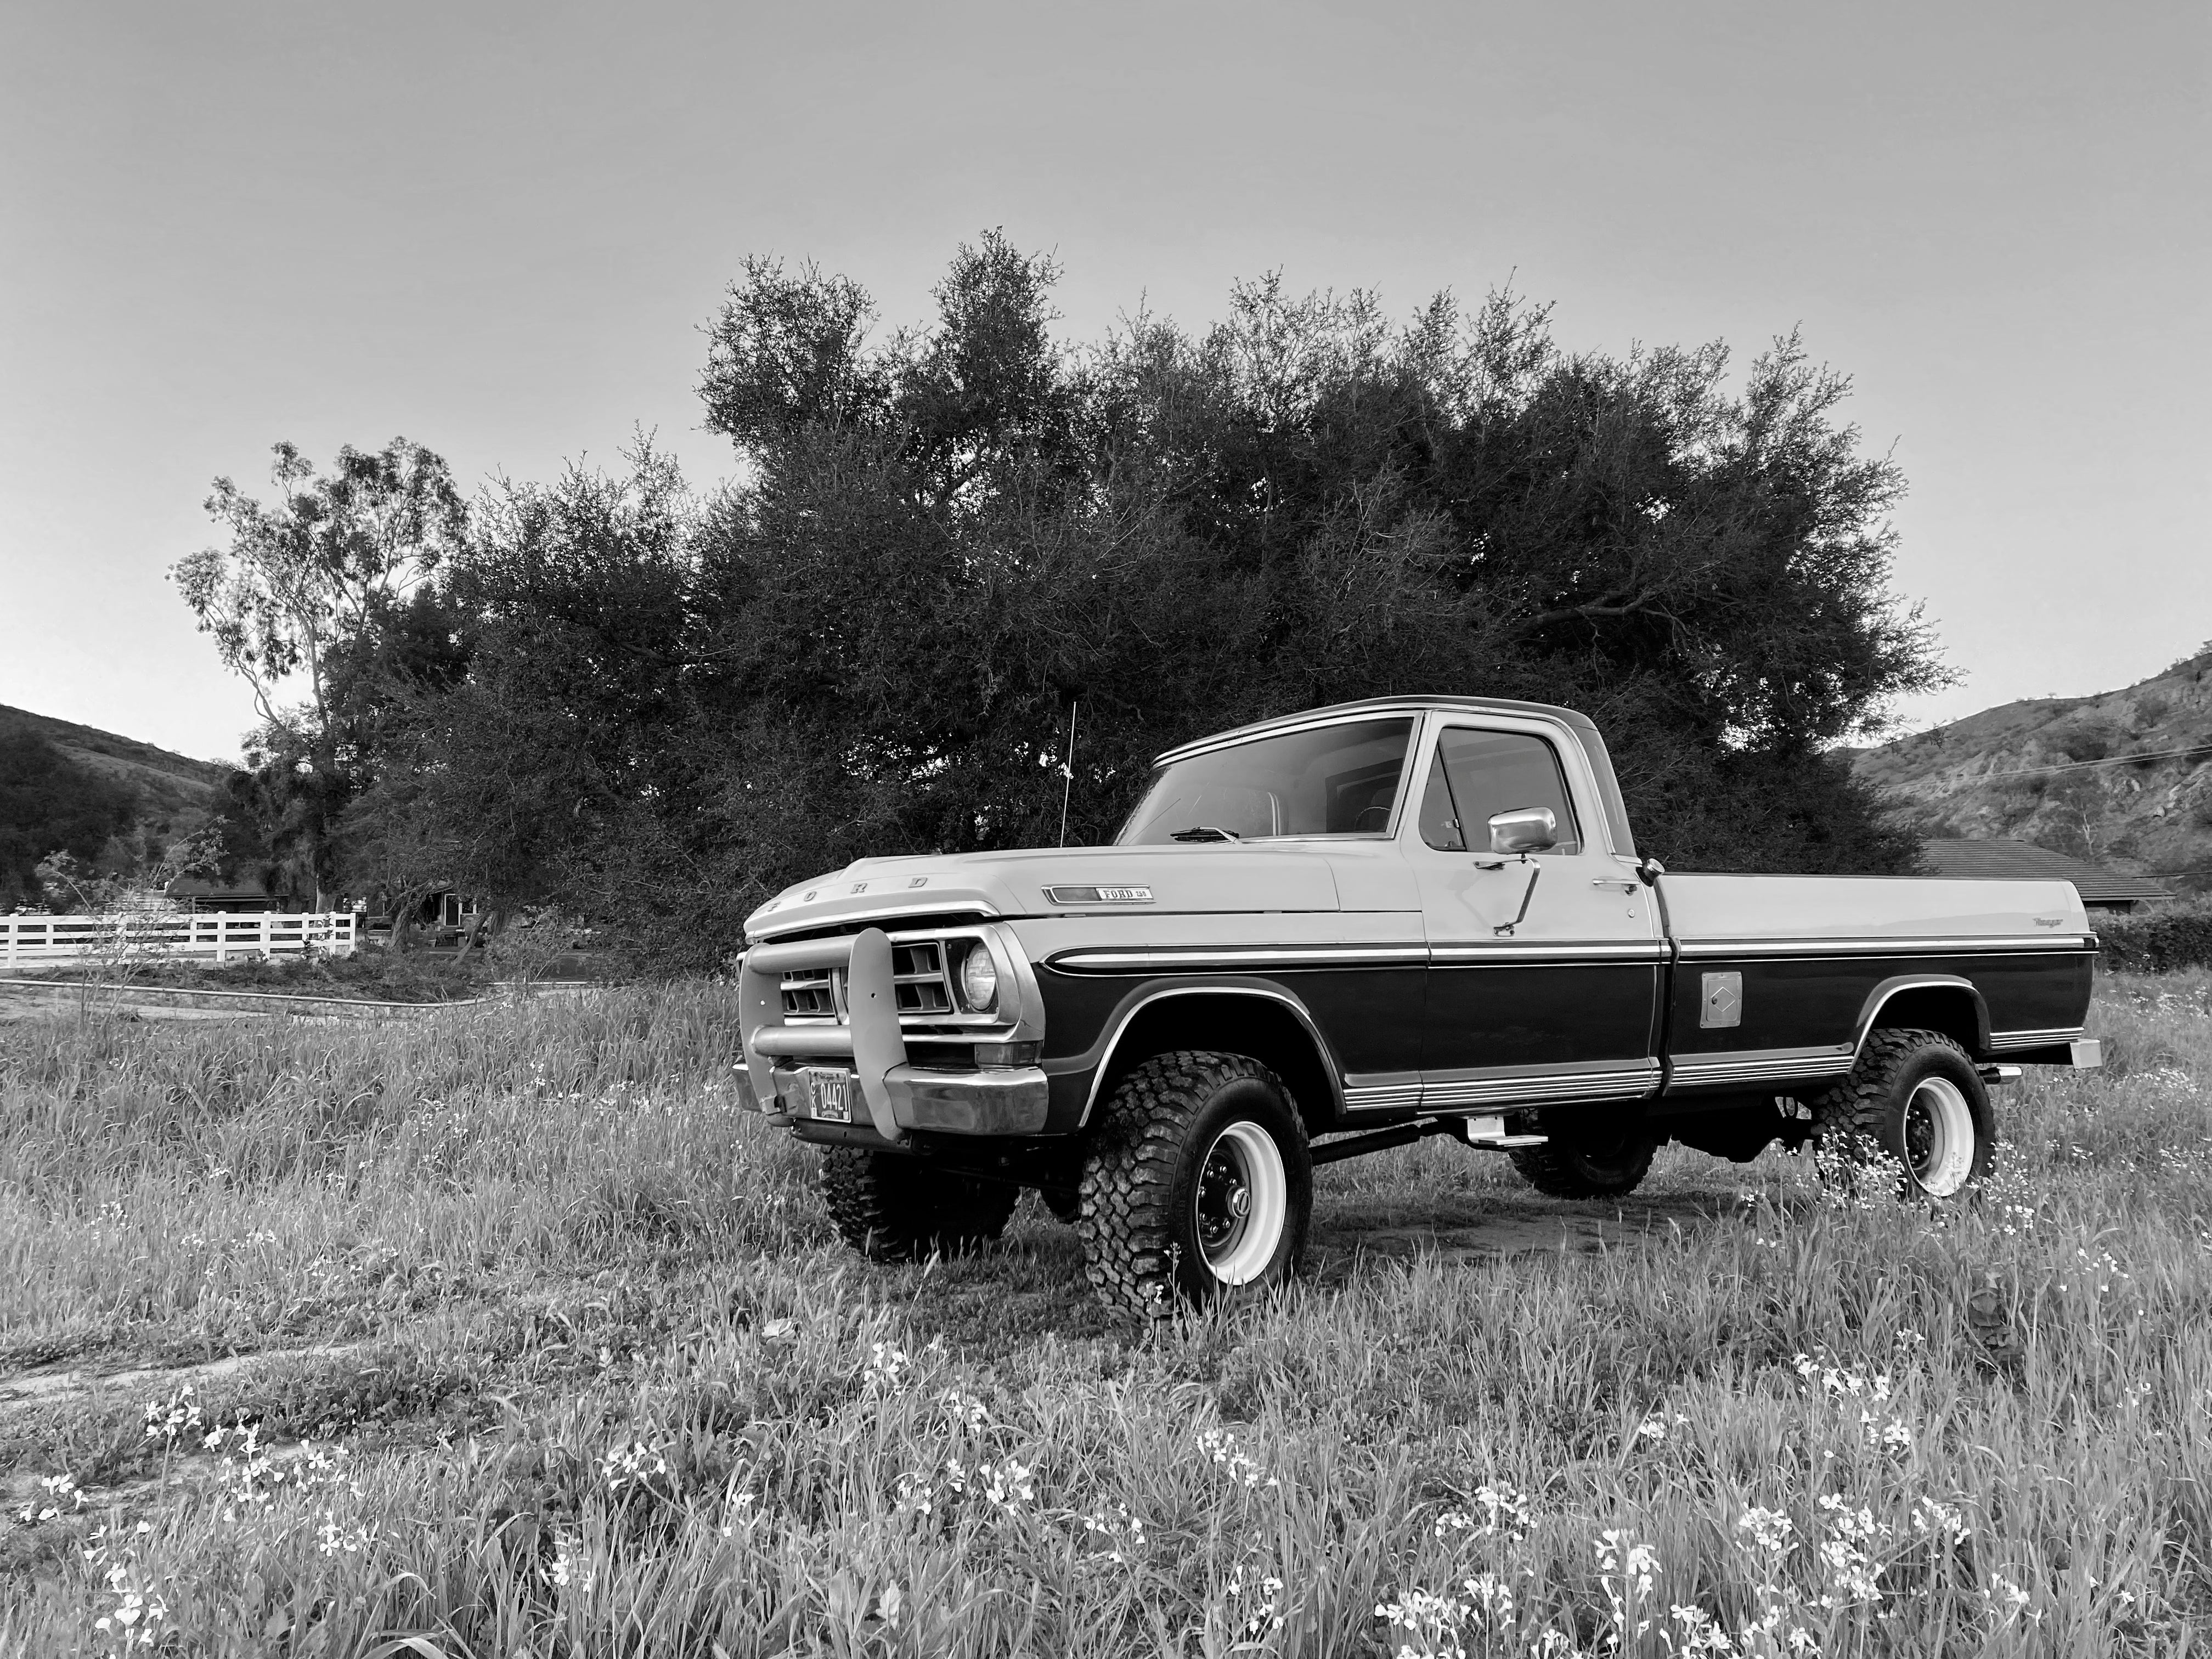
<box><xmin>172</xmin><ymin>438</ymin><xmax>466</xmax><ymax>905</ymax></box>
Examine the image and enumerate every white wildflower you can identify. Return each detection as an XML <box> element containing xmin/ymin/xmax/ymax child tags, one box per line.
<box><xmin>1197</xmin><ymin>1426</ymin><xmax>1279</xmax><ymax>1489</ymax></box>
<box><xmin>866</xmin><ymin>1341</ymin><xmax>912</xmax><ymax>1390</ymax></box>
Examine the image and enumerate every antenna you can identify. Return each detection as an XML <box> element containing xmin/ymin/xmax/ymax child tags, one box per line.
<box><xmin>1057</xmin><ymin>700</ymin><xmax>1079</xmax><ymax>847</ymax></box>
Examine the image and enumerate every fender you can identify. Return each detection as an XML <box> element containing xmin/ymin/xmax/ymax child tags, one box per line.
<box><xmin>1849</xmin><ymin>974</ymin><xmax>1991</xmax><ymax>1062</ymax></box>
<box><xmin>1052</xmin><ymin>977</ymin><xmax>1350</xmax><ymax>1127</ymax></box>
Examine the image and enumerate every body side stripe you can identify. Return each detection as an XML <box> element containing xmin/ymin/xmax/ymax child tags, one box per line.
<box><xmin>1427</xmin><ymin>943</ymin><xmax>1668</xmax><ymax>964</ymax></box>
<box><xmin>1665</xmin><ymin>1045</ymin><xmax>1855</xmax><ymax>1090</ymax></box>
<box><xmin>1047</xmin><ymin>943</ymin><xmax>1665</xmax><ymax>974</ymax></box>
<box><xmin>1342</xmin><ymin>1059</ymin><xmax>1661</xmax><ymax>1113</ymax></box>
<box><xmin>1670</xmin><ymin>1058</ymin><xmax>1851</xmax><ymax>1078</ymax></box>
<box><xmin>1675</xmin><ymin>935</ymin><xmax>2095</xmax><ymax>960</ymax></box>
<box><xmin>1985</xmin><ymin>1026</ymin><xmax>2090</xmax><ymax>1052</ymax></box>
<box><xmin>1046</xmin><ymin>945</ymin><xmax>1427</xmax><ymax>975</ymax></box>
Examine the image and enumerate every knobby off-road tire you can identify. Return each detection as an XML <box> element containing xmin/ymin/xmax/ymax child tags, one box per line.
<box><xmin>1506</xmin><ymin>1106</ymin><xmax>1658</xmax><ymax>1199</ymax></box>
<box><xmin>818</xmin><ymin>1149</ymin><xmax>1020</xmax><ymax>1263</ymax></box>
<box><xmin>1805</xmin><ymin>1028</ymin><xmax>1993</xmax><ymax>1199</ymax></box>
<box><xmin>1076</xmin><ymin>1051</ymin><xmax>1312</xmax><ymax>1318</ymax></box>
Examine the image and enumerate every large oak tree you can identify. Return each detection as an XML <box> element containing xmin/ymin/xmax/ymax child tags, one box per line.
<box><xmin>379</xmin><ymin>235</ymin><xmax>1942</xmax><ymax>965</ymax></box>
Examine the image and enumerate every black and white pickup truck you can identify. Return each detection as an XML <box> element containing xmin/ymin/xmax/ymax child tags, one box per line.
<box><xmin>737</xmin><ymin>696</ymin><xmax>2100</xmax><ymax>1313</ymax></box>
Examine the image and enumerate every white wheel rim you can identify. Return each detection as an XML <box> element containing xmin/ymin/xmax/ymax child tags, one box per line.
<box><xmin>1904</xmin><ymin>1076</ymin><xmax>1975</xmax><ymax>1195</ymax></box>
<box><xmin>1193</xmin><ymin>1120</ymin><xmax>1288</xmax><ymax>1285</ymax></box>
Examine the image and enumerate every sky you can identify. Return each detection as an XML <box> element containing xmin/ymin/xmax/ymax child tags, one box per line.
<box><xmin>2</xmin><ymin>0</ymin><xmax>2205</xmax><ymax>766</ymax></box>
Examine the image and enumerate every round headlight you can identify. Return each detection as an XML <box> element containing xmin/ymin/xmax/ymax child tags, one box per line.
<box><xmin>958</xmin><ymin>945</ymin><xmax>999</xmax><ymax>1012</ymax></box>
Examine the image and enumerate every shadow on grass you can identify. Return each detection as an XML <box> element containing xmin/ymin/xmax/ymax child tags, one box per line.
<box><xmin>873</xmin><ymin>1182</ymin><xmax>1753</xmax><ymax>1350</ymax></box>
<box><xmin>1308</xmin><ymin>1183</ymin><xmax>1747</xmax><ymax>1284</ymax></box>
<box><xmin>866</xmin><ymin>1205</ymin><xmax>1126</xmax><ymax>1356</ymax></box>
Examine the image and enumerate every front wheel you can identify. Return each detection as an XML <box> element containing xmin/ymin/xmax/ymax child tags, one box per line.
<box><xmin>1805</xmin><ymin>1028</ymin><xmax>1994</xmax><ymax>1198</ymax></box>
<box><xmin>1077</xmin><ymin>1052</ymin><xmax>1312</xmax><ymax>1317</ymax></box>
<box><xmin>819</xmin><ymin>1149</ymin><xmax>1020</xmax><ymax>1262</ymax></box>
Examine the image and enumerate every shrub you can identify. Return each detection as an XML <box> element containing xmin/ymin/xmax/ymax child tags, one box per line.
<box><xmin>2097</xmin><ymin>896</ymin><xmax>2212</xmax><ymax>972</ymax></box>
<box><xmin>2048</xmin><ymin>713</ymin><xmax>2120</xmax><ymax>763</ymax></box>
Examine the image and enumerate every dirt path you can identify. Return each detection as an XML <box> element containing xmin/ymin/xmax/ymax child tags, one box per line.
<box><xmin>0</xmin><ymin>980</ymin><xmax>588</xmax><ymax>1022</ymax></box>
<box><xmin>0</xmin><ymin>1342</ymin><xmax>385</xmax><ymax>1520</ymax></box>
<box><xmin>0</xmin><ymin>1343</ymin><xmax>374</xmax><ymax>1421</ymax></box>
<box><xmin>0</xmin><ymin>985</ymin><xmax>262</xmax><ymax>1022</ymax></box>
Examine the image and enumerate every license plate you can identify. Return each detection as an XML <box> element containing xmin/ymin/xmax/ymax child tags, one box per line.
<box><xmin>1468</xmin><ymin>1114</ymin><xmax>1506</xmax><ymax>1142</ymax></box>
<box><xmin>803</xmin><ymin>1067</ymin><xmax>853</xmax><ymax>1122</ymax></box>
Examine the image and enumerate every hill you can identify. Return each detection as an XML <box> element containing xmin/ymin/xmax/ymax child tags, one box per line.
<box><xmin>0</xmin><ymin>703</ymin><xmax>231</xmax><ymax>819</ymax></box>
<box><xmin>0</xmin><ymin>703</ymin><xmax>234</xmax><ymax>907</ymax></box>
<box><xmin>1852</xmin><ymin>645</ymin><xmax>2212</xmax><ymax>894</ymax></box>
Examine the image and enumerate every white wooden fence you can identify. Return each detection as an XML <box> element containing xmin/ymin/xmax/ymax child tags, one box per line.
<box><xmin>1</xmin><ymin>912</ymin><xmax>358</xmax><ymax>967</ymax></box>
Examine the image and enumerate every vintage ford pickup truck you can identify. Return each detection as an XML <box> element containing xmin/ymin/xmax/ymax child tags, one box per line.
<box><xmin>737</xmin><ymin>696</ymin><xmax>2100</xmax><ymax>1313</ymax></box>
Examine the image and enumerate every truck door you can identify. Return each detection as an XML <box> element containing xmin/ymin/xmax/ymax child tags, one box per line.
<box><xmin>1405</xmin><ymin>720</ymin><xmax>1664</xmax><ymax>1111</ymax></box>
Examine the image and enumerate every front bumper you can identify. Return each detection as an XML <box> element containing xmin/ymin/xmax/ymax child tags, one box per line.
<box><xmin>739</xmin><ymin>925</ymin><xmax>1045</xmax><ymax>1141</ymax></box>
<box><xmin>766</xmin><ymin>1063</ymin><xmax>1050</xmax><ymax>1136</ymax></box>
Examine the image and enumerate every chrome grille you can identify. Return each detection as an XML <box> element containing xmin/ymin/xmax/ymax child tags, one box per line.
<box><xmin>780</xmin><ymin>943</ymin><xmax>956</xmax><ymax>1019</ymax></box>
<box><xmin>892</xmin><ymin>941</ymin><xmax>952</xmax><ymax>1013</ymax></box>
<box><xmin>780</xmin><ymin>967</ymin><xmax>837</xmax><ymax>1018</ymax></box>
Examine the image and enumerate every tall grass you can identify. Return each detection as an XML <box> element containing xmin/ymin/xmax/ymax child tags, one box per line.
<box><xmin>2</xmin><ymin>975</ymin><xmax>2207</xmax><ymax>1655</ymax></box>
<box><xmin>0</xmin><ymin>986</ymin><xmax>778</xmax><ymax>1365</ymax></box>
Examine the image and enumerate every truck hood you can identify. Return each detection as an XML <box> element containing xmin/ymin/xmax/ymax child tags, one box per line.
<box><xmin>744</xmin><ymin>844</ymin><xmax>1343</xmax><ymax>939</ymax></box>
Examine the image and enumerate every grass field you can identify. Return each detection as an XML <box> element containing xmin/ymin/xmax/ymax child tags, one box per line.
<box><xmin>1</xmin><ymin>974</ymin><xmax>2205</xmax><ymax>1656</ymax></box>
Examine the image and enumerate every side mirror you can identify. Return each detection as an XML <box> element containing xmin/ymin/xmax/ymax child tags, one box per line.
<box><xmin>1487</xmin><ymin>806</ymin><xmax>1558</xmax><ymax>856</ymax></box>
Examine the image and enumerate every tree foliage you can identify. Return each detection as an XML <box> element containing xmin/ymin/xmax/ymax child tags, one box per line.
<box><xmin>693</xmin><ymin>245</ymin><xmax>1939</xmax><ymax>871</ymax></box>
<box><xmin>338</xmin><ymin>237</ymin><xmax>1938</xmax><ymax>966</ymax></box>
<box><xmin>173</xmin><ymin>439</ymin><xmax>468</xmax><ymax>902</ymax></box>
<box><xmin>340</xmin><ymin>447</ymin><xmax>696</xmax><ymax>933</ymax></box>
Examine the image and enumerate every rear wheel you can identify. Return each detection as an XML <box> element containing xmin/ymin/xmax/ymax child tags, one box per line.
<box><xmin>1506</xmin><ymin>1105</ymin><xmax>1658</xmax><ymax>1198</ymax></box>
<box><xmin>819</xmin><ymin>1149</ymin><xmax>1020</xmax><ymax>1262</ymax></box>
<box><xmin>1077</xmin><ymin>1052</ymin><xmax>1311</xmax><ymax>1317</ymax></box>
<box><xmin>1805</xmin><ymin>1028</ymin><xmax>1993</xmax><ymax>1198</ymax></box>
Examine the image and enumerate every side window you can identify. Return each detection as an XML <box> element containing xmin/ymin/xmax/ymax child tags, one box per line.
<box><xmin>1420</xmin><ymin>729</ymin><xmax>1582</xmax><ymax>855</ymax></box>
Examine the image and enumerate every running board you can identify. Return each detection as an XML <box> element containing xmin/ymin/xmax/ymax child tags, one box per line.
<box><xmin>1458</xmin><ymin>1113</ymin><xmax>1549</xmax><ymax>1150</ymax></box>
<box><xmin>1309</xmin><ymin>1115</ymin><xmax>1548</xmax><ymax>1167</ymax></box>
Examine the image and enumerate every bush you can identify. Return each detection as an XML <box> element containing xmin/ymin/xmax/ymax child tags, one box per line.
<box><xmin>2097</xmin><ymin>897</ymin><xmax>2212</xmax><ymax>972</ymax></box>
<box><xmin>2048</xmin><ymin>713</ymin><xmax>2120</xmax><ymax>763</ymax></box>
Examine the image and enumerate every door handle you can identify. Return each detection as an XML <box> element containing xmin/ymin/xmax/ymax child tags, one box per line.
<box><xmin>1592</xmin><ymin>879</ymin><xmax>1639</xmax><ymax>893</ymax></box>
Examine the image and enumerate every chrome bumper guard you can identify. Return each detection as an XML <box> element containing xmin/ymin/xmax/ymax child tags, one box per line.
<box><xmin>769</xmin><ymin>1063</ymin><xmax>1049</xmax><ymax>1136</ymax></box>
<box><xmin>741</xmin><ymin>929</ymin><xmax>908</xmax><ymax>1141</ymax></box>
<box><xmin>739</xmin><ymin>927</ymin><xmax>1049</xmax><ymax>1140</ymax></box>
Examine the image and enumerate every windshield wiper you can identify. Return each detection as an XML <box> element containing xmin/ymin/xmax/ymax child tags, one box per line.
<box><xmin>1169</xmin><ymin>825</ymin><xmax>1243</xmax><ymax>843</ymax></box>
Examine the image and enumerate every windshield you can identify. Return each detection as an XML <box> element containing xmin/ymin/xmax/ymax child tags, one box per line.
<box><xmin>1116</xmin><ymin>718</ymin><xmax>1415</xmax><ymax>844</ymax></box>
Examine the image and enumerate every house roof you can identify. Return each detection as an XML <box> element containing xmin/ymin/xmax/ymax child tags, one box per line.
<box><xmin>1921</xmin><ymin>838</ymin><xmax>2176</xmax><ymax>904</ymax></box>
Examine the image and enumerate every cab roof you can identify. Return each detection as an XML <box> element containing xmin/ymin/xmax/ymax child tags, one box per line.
<box><xmin>1152</xmin><ymin>695</ymin><xmax>1602</xmax><ymax>766</ymax></box>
